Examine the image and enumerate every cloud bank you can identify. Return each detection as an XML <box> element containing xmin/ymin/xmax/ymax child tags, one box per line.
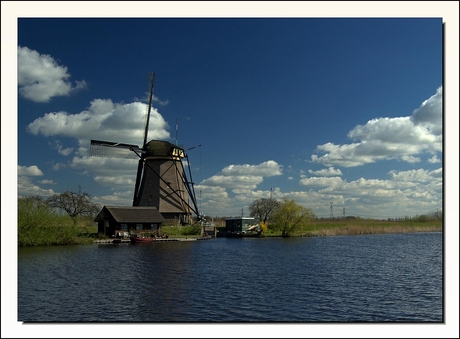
<box><xmin>311</xmin><ymin>87</ymin><xmax>442</xmax><ymax>167</ymax></box>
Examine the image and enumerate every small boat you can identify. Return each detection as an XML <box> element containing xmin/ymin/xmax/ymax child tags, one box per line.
<box><xmin>130</xmin><ymin>234</ymin><xmax>155</xmax><ymax>243</ymax></box>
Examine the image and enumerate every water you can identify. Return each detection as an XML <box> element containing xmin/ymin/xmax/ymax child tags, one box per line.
<box><xmin>17</xmin><ymin>232</ymin><xmax>443</xmax><ymax>323</ymax></box>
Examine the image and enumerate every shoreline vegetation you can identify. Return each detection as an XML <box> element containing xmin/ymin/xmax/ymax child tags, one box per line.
<box><xmin>18</xmin><ymin>215</ymin><xmax>443</xmax><ymax>247</ymax></box>
<box><xmin>18</xmin><ymin>193</ymin><xmax>443</xmax><ymax>247</ymax></box>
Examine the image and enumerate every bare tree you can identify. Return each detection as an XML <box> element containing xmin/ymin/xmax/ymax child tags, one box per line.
<box><xmin>47</xmin><ymin>189</ymin><xmax>101</xmax><ymax>220</ymax></box>
<box><xmin>248</xmin><ymin>198</ymin><xmax>280</xmax><ymax>224</ymax></box>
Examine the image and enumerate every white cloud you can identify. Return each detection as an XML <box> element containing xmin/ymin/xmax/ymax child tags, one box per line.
<box><xmin>17</xmin><ymin>167</ymin><xmax>55</xmax><ymax>197</ymax></box>
<box><xmin>70</xmin><ymin>156</ymin><xmax>138</xmax><ymax>188</ymax></box>
<box><xmin>295</xmin><ymin>167</ymin><xmax>443</xmax><ymax>218</ymax></box>
<box><xmin>153</xmin><ymin>95</ymin><xmax>169</xmax><ymax>106</ymax></box>
<box><xmin>400</xmin><ymin>155</ymin><xmax>421</xmax><ymax>163</ymax></box>
<box><xmin>389</xmin><ymin>168</ymin><xmax>442</xmax><ymax>183</ymax></box>
<box><xmin>38</xmin><ymin>179</ymin><xmax>56</xmax><ymax>185</ymax></box>
<box><xmin>427</xmin><ymin>155</ymin><xmax>440</xmax><ymax>164</ymax></box>
<box><xmin>49</xmin><ymin>140</ymin><xmax>74</xmax><ymax>156</ymax></box>
<box><xmin>94</xmin><ymin>192</ymin><xmax>133</xmax><ymax>206</ymax></box>
<box><xmin>200</xmin><ymin>160</ymin><xmax>283</xmax><ymax>192</ymax></box>
<box><xmin>220</xmin><ymin>160</ymin><xmax>283</xmax><ymax>177</ymax></box>
<box><xmin>18</xmin><ymin>177</ymin><xmax>55</xmax><ymax>197</ymax></box>
<box><xmin>18</xmin><ymin>46</ymin><xmax>87</xmax><ymax>102</ymax></box>
<box><xmin>411</xmin><ymin>86</ymin><xmax>443</xmax><ymax>135</ymax></box>
<box><xmin>202</xmin><ymin>174</ymin><xmax>264</xmax><ymax>191</ymax></box>
<box><xmin>308</xmin><ymin>167</ymin><xmax>343</xmax><ymax>177</ymax></box>
<box><xmin>311</xmin><ymin>87</ymin><xmax>442</xmax><ymax>167</ymax></box>
<box><xmin>300</xmin><ymin>176</ymin><xmax>344</xmax><ymax>187</ymax></box>
<box><xmin>134</xmin><ymin>94</ymin><xmax>169</xmax><ymax>106</ymax></box>
<box><xmin>26</xmin><ymin>98</ymin><xmax>171</xmax><ymax>150</ymax></box>
<box><xmin>194</xmin><ymin>161</ymin><xmax>284</xmax><ymax>215</ymax></box>
<box><xmin>62</xmin><ymin>156</ymin><xmax>140</xmax><ymax>206</ymax></box>
<box><xmin>52</xmin><ymin>163</ymin><xmax>67</xmax><ymax>171</ymax></box>
<box><xmin>18</xmin><ymin>165</ymin><xmax>43</xmax><ymax>176</ymax></box>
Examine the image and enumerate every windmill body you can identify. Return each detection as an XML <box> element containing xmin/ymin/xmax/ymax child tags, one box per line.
<box><xmin>90</xmin><ymin>73</ymin><xmax>200</xmax><ymax>225</ymax></box>
<box><xmin>133</xmin><ymin>140</ymin><xmax>192</xmax><ymax>225</ymax></box>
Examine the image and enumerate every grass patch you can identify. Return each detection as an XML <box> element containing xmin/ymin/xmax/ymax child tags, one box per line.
<box><xmin>161</xmin><ymin>225</ymin><xmax>202</xmax><ymax>238</ymax></box>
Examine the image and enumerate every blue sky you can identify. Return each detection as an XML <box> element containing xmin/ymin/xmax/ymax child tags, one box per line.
<box><xmin>4</xmin><ymin>3</ymin><xmax>457</xmax><ymax>221</ymax></box>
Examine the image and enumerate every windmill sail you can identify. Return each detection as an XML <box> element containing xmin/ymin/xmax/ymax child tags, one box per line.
<box><xmin>133</xmin><ymin>72</ymin><xmax>155</xmax><ymax>204</ymax></box>
<box><xmin>89</xmin><ymin>140</ymin><xmax>141</xmax><ymax>159</ymax></box>
<box><xmin>143</xmin><ymin>73</ymin><xmax>155</xmax><ymax>148</ymax></box>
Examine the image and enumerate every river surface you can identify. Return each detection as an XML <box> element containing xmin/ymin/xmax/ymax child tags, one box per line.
<box><xmin>17</xmin><ymin>232</ymin><xmax>443</xmax><ymax>323</ymax></box>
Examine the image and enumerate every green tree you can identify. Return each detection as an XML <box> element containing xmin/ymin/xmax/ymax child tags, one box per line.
<box><xmin>248</xmin><ymin>198</ymin><xmax>280</xmax><ymax>223</ymax></box>
<box><xmin>46</xmin><ymin>188</ymin><xmax>101</xmax><ymax>223</ymax></box>
<box><xmin>271</xmin><ymin>198</ymin><xmax>316</xmax><ymax>237</ymax></box>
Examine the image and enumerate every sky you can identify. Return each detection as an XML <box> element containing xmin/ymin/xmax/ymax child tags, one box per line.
<box><xmin>2</xmin><ymin>2</ymin><xmax>459</xmax><ymax>337</ymax></box>
<box><xmin>12</xmin><ymin>14</ymin><xmax>447</xmax><ymax>220</ymax></box>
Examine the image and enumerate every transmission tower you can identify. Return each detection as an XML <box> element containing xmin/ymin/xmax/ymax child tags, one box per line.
<box><xmin>343</xmin><ymin>208</ymin><xmax>345</xmax><ymax>218</ymax></box>
<box><xmin>330</xmin><ymin>202</ymin><xmax>333</xmax><ymax>218</ymax></box>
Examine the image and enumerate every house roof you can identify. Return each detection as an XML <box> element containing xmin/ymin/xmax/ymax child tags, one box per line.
<box><xmin>95</xmin><ymin>206</ymin><xmax>166</xmax><ymax>223</ymax></box>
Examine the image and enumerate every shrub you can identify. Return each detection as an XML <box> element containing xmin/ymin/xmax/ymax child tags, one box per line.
<box><xmin>18</xmin><ymin>196</ymin><xmax>84</xmax><ymax>246</ymax></box>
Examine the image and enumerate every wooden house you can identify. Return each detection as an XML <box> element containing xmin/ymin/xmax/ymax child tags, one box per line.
<box><xmin>95</xmin><ymin>206</ymin><xmax>165</xmax><ymax>237</ymax></box>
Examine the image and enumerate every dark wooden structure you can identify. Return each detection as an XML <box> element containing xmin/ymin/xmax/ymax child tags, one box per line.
<box><xmin>201</xmin><ymin>225</ymin><xmax>217</xmax><ymax>238</ymax></box>
<box><xmin>132</xmin><ymin>140</ymin><xmax>195</xmax><ymax>225</ymax></box>
<box><xmin>225</xmin><ymin>217</ymin><xmax>261</xmax><ymax>234</ymax></box>
<box><xmin>95</xmin><ymin>206</ymin><xmax>165</xmax><ymax>237</ymax></box>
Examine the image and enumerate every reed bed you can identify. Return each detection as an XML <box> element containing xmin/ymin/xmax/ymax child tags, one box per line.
<box><xmin>298</xmin><ymin>219</ymin><xmax>442</xmax><ymax>237</ymax></box>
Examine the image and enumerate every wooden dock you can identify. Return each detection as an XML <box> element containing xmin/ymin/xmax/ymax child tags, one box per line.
<box><xmin>94</xmin><ymin>237</ymin><xmax>212</xmax><ymax>244</ymax></box>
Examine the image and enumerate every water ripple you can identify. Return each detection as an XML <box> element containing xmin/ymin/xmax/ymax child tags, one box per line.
<box><xmin>18</xmin><ymin>233</ymin><xmax>443</xmax><ymax>322</ymax></box>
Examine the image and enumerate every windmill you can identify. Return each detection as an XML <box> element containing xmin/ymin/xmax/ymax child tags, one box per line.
<box><xmin>89</xmin><ymin>72</ymin><xmax>201</xmax><ymax>225</ymax></box>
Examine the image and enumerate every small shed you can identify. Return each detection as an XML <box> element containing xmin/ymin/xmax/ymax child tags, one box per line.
<box><xmin>225</xmin><ymin>217</ymin><xmax>261</xmax><ymax>234</ymax></box>
<box><xmin>95</xmin><ymin>206</ymin><xmax>166</xmax><ymax>237</ymax></box>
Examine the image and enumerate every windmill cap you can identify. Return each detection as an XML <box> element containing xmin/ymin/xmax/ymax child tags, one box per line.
<box><xmin>144</xmin><ymin>140</ymin><xmax>184</xmax><ymax>157</ymax></box>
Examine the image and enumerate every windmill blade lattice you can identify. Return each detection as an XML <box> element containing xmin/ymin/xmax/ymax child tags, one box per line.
<box><xmin>89</xmin><ymin>140</ymin><xmax>142</xmax><ymax>159</ymax></box>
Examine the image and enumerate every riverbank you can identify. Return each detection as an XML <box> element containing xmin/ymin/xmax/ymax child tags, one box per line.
<box><xmin>18</xmin><ymin>218</ymin><xmax>443</xmax><ymax>247</ymax></box>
